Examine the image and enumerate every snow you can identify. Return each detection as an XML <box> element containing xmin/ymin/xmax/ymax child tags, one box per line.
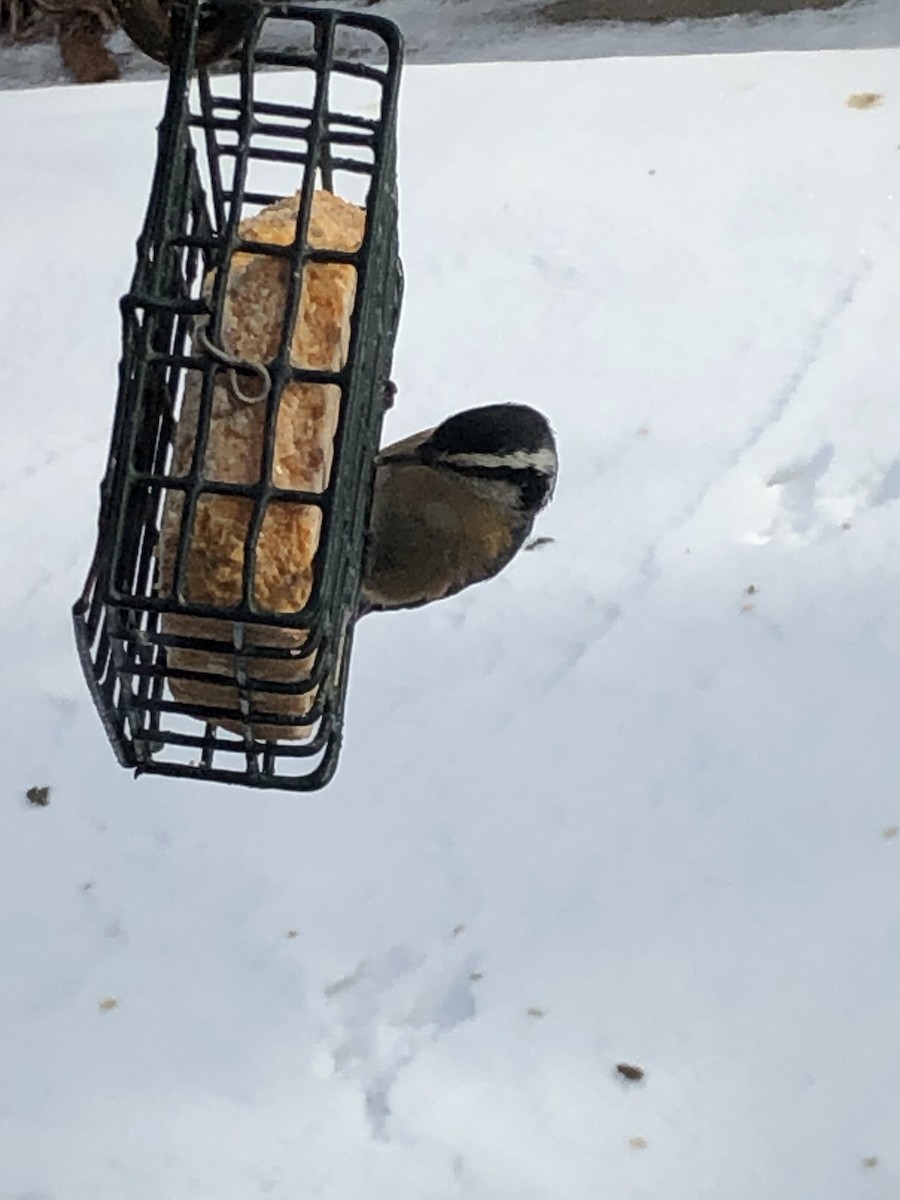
<box><xmin>3</xmin><ymin>40</ymin><xmax>900</xmax><ymax>1200</ymax></box>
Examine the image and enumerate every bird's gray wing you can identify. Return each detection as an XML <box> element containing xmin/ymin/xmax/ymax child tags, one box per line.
<box><xmin>374</xmin><ymin>425</ymin><xmax>436</xmax><ymax>465</ymax></box>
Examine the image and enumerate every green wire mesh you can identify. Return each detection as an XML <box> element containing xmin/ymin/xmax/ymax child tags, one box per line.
<box><xmin>74</xmin><ymin>2</ymin><xmax>404</xmax><ymax>790</ymax></box>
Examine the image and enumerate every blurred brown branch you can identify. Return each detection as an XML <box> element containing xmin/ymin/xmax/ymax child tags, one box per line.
<box><xmin>1</xmin><ymin>0</ymin><xmax>120</xmax><ymax>80</ymax></box>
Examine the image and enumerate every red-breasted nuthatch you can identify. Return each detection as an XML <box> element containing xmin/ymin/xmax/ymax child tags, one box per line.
<box><xmin>360</xmin><ymin>402</ymin><xmax>558</xmax><ymax>614</ymax></box>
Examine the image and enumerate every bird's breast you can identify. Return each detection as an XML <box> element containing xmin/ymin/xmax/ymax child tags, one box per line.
<box><xmin>361</xmin><ymin>464</ymin><xmax>519</xmax><ymax>610</ymax></box>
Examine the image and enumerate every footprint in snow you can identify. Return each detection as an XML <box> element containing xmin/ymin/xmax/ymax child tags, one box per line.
<box><xmin>753</xmin><ymin>443</ymin><xmax>853</xmax><ymax>544</ymax></box>
<box><xmin>320</xmin><ymin>941</ymin><xmax>479</xmax><ymax>1138</ymax></box>
<box><xmin>756</xmin><ymin>446</ymin><xmax>900</xmax><ymax>544</ymax></box>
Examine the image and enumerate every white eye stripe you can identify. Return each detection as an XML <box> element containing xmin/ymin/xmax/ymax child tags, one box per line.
<box><xmin>438</xmin><ymin>447</ymin><xmax>558</xmax><ymax>475</ymax></box>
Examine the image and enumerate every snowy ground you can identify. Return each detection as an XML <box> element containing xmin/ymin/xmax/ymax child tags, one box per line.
<box><xmin>2</xmin><ymin>0</ymin><xmax>900</xmax><ymax>89</ymax></box>
<box><xmin>2</xmin><ymin>40</ymin><xmax>900</xmax><ymax>1200</ymax></box>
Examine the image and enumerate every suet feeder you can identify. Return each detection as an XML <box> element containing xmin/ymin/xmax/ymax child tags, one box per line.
<box><xmin>73</xmin><ymin>1</ymin><xmax>404</xmax><ymax>790</ymax></box>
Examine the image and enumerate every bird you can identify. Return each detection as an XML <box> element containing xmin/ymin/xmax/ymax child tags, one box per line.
<box><xmin>360</xmin><ymin>401</ymin><xmax>557</xmax><ymax>614</ymax></box>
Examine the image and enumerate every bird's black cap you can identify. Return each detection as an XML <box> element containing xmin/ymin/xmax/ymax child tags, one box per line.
<box><xmin>429</xmin><ymin>403</ymin><xmax>555</xmax><ymax>459</ymax></box>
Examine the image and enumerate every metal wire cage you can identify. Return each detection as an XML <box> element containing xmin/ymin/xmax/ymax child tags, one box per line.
<box><xmin>73</xmin><ymin>1</ymin><xmax>404</xmax><ymax>791</ymax></box>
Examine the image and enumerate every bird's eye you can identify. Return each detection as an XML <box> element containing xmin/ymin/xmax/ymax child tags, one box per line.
<box><xmin>520</xmin><ymin>471</ymin><xmax>551</xmax><ymax>510</ymax></box>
